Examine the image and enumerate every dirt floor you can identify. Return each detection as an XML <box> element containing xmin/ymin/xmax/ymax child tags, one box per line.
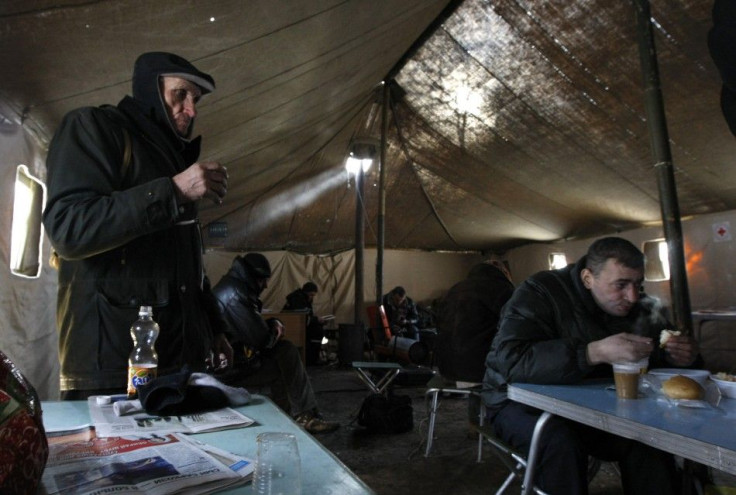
<box><xmin>304</xmin><ymin>360</ymin><xmax>625</xmax><ymax>495</ymax></box>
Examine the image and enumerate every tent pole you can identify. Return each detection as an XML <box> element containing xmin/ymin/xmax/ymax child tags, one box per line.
<box><xmin>632</xmin><ymin>0</ymin><xmax>693</xmax><ymax>334</ymax></box>
<box><xmin>376</xmin><ymin>82</ymin><xmax>389</xmax><ymax>307</ymax></box>
<box><xmin>354</xmin><ymin>167</ymin><xmax>366</xmax><ymax>331</ymax></box>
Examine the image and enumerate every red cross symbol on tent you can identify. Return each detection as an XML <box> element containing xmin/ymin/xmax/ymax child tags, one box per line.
<box><xmin>713</xmin><ymin>222</ymin><xmax>732</xmax><ymax>242</ymax></box>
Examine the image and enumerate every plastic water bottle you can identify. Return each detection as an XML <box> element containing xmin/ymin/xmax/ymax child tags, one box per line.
<box><xmin>126</xmin><ymin>306</ymin><xmax>159</xmax><ymax>399</ymax></box>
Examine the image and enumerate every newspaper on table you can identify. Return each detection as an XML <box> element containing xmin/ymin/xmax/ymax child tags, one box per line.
<box><xmin>88</xmin><ymin>396</ymin><xmax>255</xmax><ymax>438</ymax></box>
<box><xmin>41</xmin><ymin>432</ymin><xmax>255</xmax><ymax>495</ymax></box>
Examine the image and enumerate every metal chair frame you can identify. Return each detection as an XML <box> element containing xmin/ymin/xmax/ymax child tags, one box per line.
<box><xmin>424</xmin><ymin>376</ymin><xmax>549</xmax><ymax>495</ymax></box>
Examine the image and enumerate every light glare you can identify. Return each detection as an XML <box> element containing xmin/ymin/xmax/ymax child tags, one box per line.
<box><xmin>548</xmin><ymin>252</ymin><xmax>567</xmax><ymax>270</ymax></box>
<box><xmin>345</xmin><ymin>156</ymin><xmax>372</xmax><ymax>176</ymax></box>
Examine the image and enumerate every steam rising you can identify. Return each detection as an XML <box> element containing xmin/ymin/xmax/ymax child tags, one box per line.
<box><xmin>247</xmin><ymin>168</ymin><xmax>347</xmax><ymax>236</ymax></box>
<box><xmin>632</xmin><ymin>295</ymin><xmax>669</xmax><ymax>335</ymax></box>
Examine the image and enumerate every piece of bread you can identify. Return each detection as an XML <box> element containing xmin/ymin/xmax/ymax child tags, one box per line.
<box><xmin>662</xmin><ymin>375</ymin><xmax>703</xmax><ymax>400</ymax></box>
<box><xmin>659</xmin><ymin>329</ymin><xmax>682</xmax><ymax>348</ymax></box>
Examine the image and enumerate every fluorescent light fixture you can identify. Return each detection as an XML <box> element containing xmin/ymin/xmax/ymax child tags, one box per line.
<box><xmin>344</xmin><ymin>139</ymin><xmax>377</xmax><ymax>176</ymax></box>
<box><xmin>548</xmin><ymin>252</ymin><xmax>568</xmax><ymax>270</ymax></box>
<box><xmin>345</xmin><ymin>155</ymin><xmax>372</xmax><ymax>175</ymax></box>
<box><xmin>11</xmin><ymin>165</ymin><xmax>46</xmax><ymax>278</ymax></box>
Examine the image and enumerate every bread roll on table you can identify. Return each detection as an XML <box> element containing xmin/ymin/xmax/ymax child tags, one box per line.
<box><xmin>662</xmin><ymin>375</ymin><xmax>703</xmax><ymax>400</ymax></box>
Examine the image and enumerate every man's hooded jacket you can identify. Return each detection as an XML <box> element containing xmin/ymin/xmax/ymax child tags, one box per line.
<box><xmin>435</xmin><ymin>262</ymin><xmax>515</xmax><ymax>382</ymax></box>
<box><xmin>211</xmin><ymin>255</ymin><xmax>274</xmax><ymax>357</ymax></box>
<box><xmin>43</xmin><ymin>52</ymin><xmax>225</xmax><ymax>392</ymax></box>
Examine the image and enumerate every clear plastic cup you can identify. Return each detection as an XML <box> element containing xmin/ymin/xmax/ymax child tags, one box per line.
<box><xmin>612</xmin><ymin>358</ymin><xmax>648</xmax><ymax>399</ymax></box>
<box><xmin>253</xmin><ymin>432</ymin><xmax>301</xmax><ymax>495</ymax></box>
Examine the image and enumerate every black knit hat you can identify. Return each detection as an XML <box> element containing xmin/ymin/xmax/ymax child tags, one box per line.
<box><xmin>243</xmin><ymin>253</ymin><xmax>272</xmax><ymax>279</ymax></box>
<box><xmin>302</xmin><ymin>282</ymin><xmax>318</xmax><ymax>293</ymax></box>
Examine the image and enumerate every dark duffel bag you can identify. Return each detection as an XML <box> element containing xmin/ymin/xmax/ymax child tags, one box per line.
<box><xmin>357</xmin><ymin>392</ymin><xmax>413</xmax><ymax>434</ymax></box>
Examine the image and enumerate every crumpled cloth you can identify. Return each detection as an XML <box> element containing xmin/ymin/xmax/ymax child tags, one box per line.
<box><xmin>116</xmin><ymin>369</ymin><xmax>251</xmax><ymax>416</ymax></box>
<box><xmin>113</xmin><ymin>398</ymin><xmax>143</xmax><ymax>416</ymax></box>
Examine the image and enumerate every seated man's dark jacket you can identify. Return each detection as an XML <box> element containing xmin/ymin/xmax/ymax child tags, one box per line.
<box><xmin>284</xmin><ymin>289</ymin><xmax>312</xmax><ymax>314</ymax></box>
<box><xmin>283</xmin><ymin>288</ymin><xmax>319</xmax><ymax>328</ymax></box>
<box><xmin>435</xmin><ymin>263</ymin><xmax>515</xmax><ymax>382</ymax></box>
<box><xmin>481</xmin><ymin>256</ymin><xmax>699</xmax><ymax>417</ymax></box>
<box><xmin>381</xmin><ymin>293</ymin><xmax>419</xmax><ymax>331</ymax></box>
<box><xmin>211</xmin><ymin>261</ymin><xmax>271</xmax><ymax>366</ymax></box>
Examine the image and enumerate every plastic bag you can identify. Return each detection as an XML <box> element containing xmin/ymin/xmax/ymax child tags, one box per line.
<box><xmin>0</xmin><ymin>349</ymin><xmax>48</xmax><ymax>494</ymax></box>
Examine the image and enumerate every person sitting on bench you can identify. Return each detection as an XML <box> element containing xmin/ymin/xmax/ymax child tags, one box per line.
<box><xmin>212</xmin><ymin>253</ymin><xmax>339</xmax><ymax>434</ymax></box>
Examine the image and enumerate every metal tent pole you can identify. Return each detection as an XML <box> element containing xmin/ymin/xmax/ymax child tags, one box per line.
<box><xmin>354</xmin><ymin>166</ymin><xmax>366</xmax><ymax>331</ymax></box>
<box><xmin>632</xmin><ymin>0</ymin><xmax>693</xmax><ymax>334</ymax></box>
<box><xmin>376</xmin><ymin>82</ymin><xmax>389</xmax><ymax>306</ymax></box>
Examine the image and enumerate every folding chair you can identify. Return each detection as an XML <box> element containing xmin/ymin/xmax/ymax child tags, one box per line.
<box><xmin>474</xmin><ymin>404</ymin><xmax>601</xmax><ymax>495</ymax></box>
<box><xmin>424</xmin><ymin>374</ymin><xmax>481</xmax><ymax>457</ymax></box>
<box><xmin>365</xmin><ymin>304</ymin><xmax>393</xmax><ymax>359</ymax></box>
<box><xmin>424</xmin><ymin>375</ymin><xmax>544</xmax><ymax>493</ymax></box>
<box><xmin>474</xmin><ymin>404</ymin><xmax>549</xmax><ymax>495</ymax></box>
<box><xmin>366</xmin><ymin>304</ymin><xmax>429</xmax><ymax>364</ymax></box>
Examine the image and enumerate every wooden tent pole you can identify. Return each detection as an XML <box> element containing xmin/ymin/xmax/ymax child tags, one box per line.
<box><xmin>632</xmin><ymin>0</ymin><xmax>693</xmax><ymax>334</ymax></box>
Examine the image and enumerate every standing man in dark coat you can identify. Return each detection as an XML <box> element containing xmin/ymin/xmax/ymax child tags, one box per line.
<box><xmin>284</xmin><ymin>282</ymin><xmax>326</xmax><ymax>365</ymax></box>
<box><xmin>43</xmin><ymin>52</ymin><xmax>232</xmax><ymax>399</ymax></box>
<box><xmin>435</xmin><ymin>261</ymin><xmax>514</xmax><ymax>383</ymax></box>
<box><xmin>482</xmin><ymin>237</ymin><xmax>701</xmax><ymax>494</ymax></box>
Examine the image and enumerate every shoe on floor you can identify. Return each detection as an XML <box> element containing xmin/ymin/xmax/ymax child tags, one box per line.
<box><xmin>295</xmin><ymin>411</ymin><xmax>339</xmax><ymax>434</ymax></box>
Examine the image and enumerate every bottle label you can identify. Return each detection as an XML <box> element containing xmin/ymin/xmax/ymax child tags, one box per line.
<box><xmin>127</xmin><ymin>364</ymin><xmax>157</xmax><ymax>398</ymax></box>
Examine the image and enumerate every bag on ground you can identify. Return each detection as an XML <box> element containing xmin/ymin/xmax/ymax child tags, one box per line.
<box><xmin>357</xmin><ymin>393</ymin><xmax>413</xmax><ymax>434</ymax></box>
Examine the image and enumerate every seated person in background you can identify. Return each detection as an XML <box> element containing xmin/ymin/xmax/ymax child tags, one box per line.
<box><xmin>435</xmin><ymin>260</ymin><xmax>515</xmax><ymax>383</ymax></box>
<box><xmin>382</xmin><ymin>286</ymin><xmax>420</xmax><ymax>340</ymax></box>
<box><xmin>482</xmin><ymin>237</ymin><xmax>700</xmax><ymax>495</ymax></box>
<box><xmin>283</xmin><ymin>282</ymin><xmax>326</xmax><ymax>366</ymax></box>
<box><xmin>212</xmin><ymin>253</ymin><xmax>338</xmax><ymax>434</ymax></box>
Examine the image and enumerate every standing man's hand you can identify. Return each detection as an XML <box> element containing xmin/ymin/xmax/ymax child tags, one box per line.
<box><xmin>212</xmin><ymin>333</ymin><xmax>234</xmax><ymax>370</ymax></box>
<box><xmin>173</xmin><ymin>161</ymin><xmax>228</xmax><ymax>205</ymax></box>
<box><xmin>586</xmin><ymin>332</ymin><xmax>653</xmax><ymax>365</ymax></box>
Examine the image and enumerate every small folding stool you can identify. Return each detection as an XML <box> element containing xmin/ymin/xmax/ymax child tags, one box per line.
<box><xmin>351</xmin><ymin>361</ymin><xmax>402</xmax><ymax>395</ymax></box>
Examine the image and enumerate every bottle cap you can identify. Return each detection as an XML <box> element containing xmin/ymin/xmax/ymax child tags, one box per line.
<box><xmin>139</xmin><ymin>305</ymin><xmax>153</xmax><ymax>316</ymax></box>
<box><xmin>96</xmin><ymin>395</ymin><xmax>112</xmax><ymax>405</ymax></box>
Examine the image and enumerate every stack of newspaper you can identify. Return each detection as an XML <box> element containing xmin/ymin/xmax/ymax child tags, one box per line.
<box><xmin>40</xmin><ymin>396</ymin><xmax>257</xmax><ymax>494</ymax></box>
<box><xmin>41</xmin><ymin>432</ymin><xmax>254</xmax><ymax>495</ymax></box>
<box><xmin>86</xmin><ymin>395</ymin><xmax>255</xmax><ymax>438</ymax></box>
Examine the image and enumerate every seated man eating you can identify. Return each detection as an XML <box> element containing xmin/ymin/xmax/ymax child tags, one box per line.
<box><xmin>481</xmin><ymin>236</ymin><xmax>700</xmax><ymax>495</ymax></box>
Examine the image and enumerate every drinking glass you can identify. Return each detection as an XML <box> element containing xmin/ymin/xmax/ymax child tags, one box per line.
<box><xmin>252</xmin><ymin>432</ymin><xmax>301</xmax><ymax>495</ymax></box>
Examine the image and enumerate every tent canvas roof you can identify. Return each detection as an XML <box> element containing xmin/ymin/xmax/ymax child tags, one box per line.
<box><xmin>1</xmin><ymin>0</ymin><xmax>734</xmax><ymax>254</ymax></box>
